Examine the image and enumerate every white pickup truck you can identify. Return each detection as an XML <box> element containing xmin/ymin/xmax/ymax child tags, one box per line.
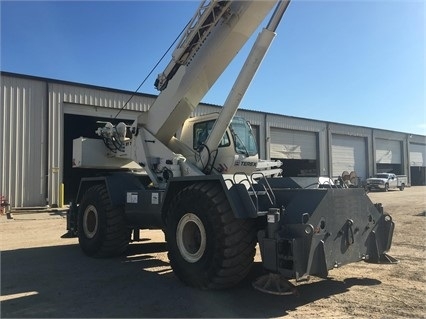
<box><xmin>366</xmin><ymin>173</ymin><xmax>407</xmax><ymax>192</ymax></box>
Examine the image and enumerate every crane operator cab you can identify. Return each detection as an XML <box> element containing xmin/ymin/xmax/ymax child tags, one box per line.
<box><xmin>180</xmin><ymin>113</ymin><xmax>259</xmax><ymax>175</ymax></box>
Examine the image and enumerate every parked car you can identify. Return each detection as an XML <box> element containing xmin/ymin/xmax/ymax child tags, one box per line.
<box><xmin>366</xmin><ymin>173</ymin><xmax>407</xmax><ymax>192</ymax></box>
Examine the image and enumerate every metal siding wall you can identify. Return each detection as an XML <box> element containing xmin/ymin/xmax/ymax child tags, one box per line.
<box><xmin>329</xmin><ymin>123</ymin><xmax>371</xmax><ymax>137</ymax></box>
<box><xmin>250</xmin><ymin>125</ymin><xmax>260</xmax><ymax>152</ymax></box>
<box><xmin>193</xmin><ymin>104</ymin><xmax>221</xmax><ymax>116</ymax></box>
<box><xmin>63</xmin><ymin>103</ymin><xmax>142</xmax><ymax>119</ymax></box>
<box><xmin>61</xmin><ymin>84</ymin><xmax>154</xmax><ymax>112</ymax></box>
<box><xmin>1</xmin><ymin>75</ymin><xmax>47</xmax><ymax>207</ymax></box>
<box><xmin>267</xmin><ymin>114</ymin><xmax>325</xmax><ymax>132</ymax></box>
<box><xmin>48</xmin><ymin>88</ymin><xmax>61</xmax><ymax>206</ymax></box>
<box><xmin>373</xmin><ymin>130</ymin><xmax>406</xmax><ymax>141</ymax></box>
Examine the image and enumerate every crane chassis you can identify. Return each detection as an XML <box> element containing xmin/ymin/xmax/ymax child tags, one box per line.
<box><xmin>67</xmin><ymin>0</ymin><xmax>397</xmax><ymax>294</ymax></box>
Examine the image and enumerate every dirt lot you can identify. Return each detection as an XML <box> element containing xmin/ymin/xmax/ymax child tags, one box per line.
<box><xmin>1</xmin><ymin>186</ymin><xmax>425</xmax><ymax>318</ymax></box>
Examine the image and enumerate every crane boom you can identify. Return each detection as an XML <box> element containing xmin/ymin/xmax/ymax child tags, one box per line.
<box><xmin>139</xmin><ymin>1</ymin><xmax>277</xmax><ymax>145</ymax></box>
<box><xmin>154</xmin><ymin>0</ymin><xmax>232</xmax><ymax>91</ymax></box>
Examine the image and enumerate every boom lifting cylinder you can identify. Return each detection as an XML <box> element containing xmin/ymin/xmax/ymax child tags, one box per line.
<box><xmin>199</xmin><ymin>0</ymin><xmax>291</xmax><ymax>169</ymax></box>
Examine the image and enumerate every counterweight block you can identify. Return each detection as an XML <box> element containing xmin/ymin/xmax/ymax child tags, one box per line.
<box><xmin>257</xmin><ymin>184</ymin><xmax>397</xmax><ymax>281</ymax></box>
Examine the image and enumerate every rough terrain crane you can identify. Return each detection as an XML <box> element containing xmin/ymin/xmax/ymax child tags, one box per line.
<box><xmin>67</xmin><ymin>0</ymin><xmax>397</xmax><ymax>294</ymax></box>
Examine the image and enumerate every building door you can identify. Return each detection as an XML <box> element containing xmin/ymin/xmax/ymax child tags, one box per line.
<box><xmin>331</xmin><ymin>134</ymin><xmax>367</xmax><ymax>181</ymax></box>
<box><xmin>409</xmin><ymin>143</ymin><xmax>426</xmax><ymax>185</ymax></box>
<box><xmin>270</xmin><ymin>128</ymin><xmax>318</xmax><ymax>177</ymax></box>
<box><xmin>375</xmin><ymin>138</ymin><xmax>403</xmax><ymax>174</ymax></box>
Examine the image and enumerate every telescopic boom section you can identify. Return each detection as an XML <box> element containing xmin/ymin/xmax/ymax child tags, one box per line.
<box><xmin>139</xmin><ymin>0</ymin><xmax>278</xmax><ymax>145</ymax></box>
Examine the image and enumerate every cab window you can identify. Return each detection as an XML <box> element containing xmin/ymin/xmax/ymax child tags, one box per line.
<box><xmin>193</xmin><ymin>120</ymin><xmax>230</xmax><ymax>149</ymax></box>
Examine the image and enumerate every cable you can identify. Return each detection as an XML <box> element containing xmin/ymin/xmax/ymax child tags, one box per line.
<box><xmin>114</xmin><ymin>20</ymin><xmax>190</xmax><ymax>120</ymax></box>
<box><xmin>207</xmin><ymin>149</ymin><xmax>218</xmax><ymax>174</ymax></box>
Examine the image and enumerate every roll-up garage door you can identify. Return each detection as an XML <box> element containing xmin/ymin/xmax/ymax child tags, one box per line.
<box><xmin>332</xmin><ymin>134</ymin><xmax>367</xmax><ymax>179</ymax></box>
<box><xmin>409</xmin><ymin>143</ymin><xmax>426</xmax><ymax>167</ymax></box>
<box><xmin>270</xmin><ymin>128</ymin><xmax>317</xmax><ymax>159</ymax></box>
<box><xmin>376</xmin><ymin>139</ymin><xmax>402</xmax><ymax>164</ymax></box>
<box><xmin>410</xmin><ymin>143</ymin><xmax>426</xmax><ymax>185</ymax></box>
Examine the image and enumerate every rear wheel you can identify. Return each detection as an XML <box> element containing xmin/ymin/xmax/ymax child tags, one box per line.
<box><xmin>399</xmin><ymin>183</ymin><xmax>405</xmax><ymax>191</ymax></box>
<box><xmin>165</xmin><ymin>182</ymin><xmax>256</xmax><ymax>289</ymax></box>
<box><xmin>78</xmin><ymin>184</ymin><xmax>129</xmax><ymax>257</ymax></box>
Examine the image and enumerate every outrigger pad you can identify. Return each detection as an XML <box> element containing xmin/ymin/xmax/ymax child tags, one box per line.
<box><xmin>370</xmin><ymin>253</ymin><xmax>399</xmax><ymax>264</ymax></box>
<box><xmin>252</xmin><ymin>273</ymin><xmax>299</xmax><ymax>296</ymax></box>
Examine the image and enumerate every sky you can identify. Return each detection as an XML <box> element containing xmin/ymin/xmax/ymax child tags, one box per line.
<box><xmin>1</xmin><ymin>0</ymin><xmax>425</xmax><ymax>136</ymax></box>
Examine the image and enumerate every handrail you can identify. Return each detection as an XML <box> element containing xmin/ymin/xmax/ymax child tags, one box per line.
<box><xmin>251</xmin><ymin>172</ymin><xmax>276</xmax><ymax>206</ymax></box>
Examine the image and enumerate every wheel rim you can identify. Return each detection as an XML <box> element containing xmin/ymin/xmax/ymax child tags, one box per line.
<box><xmin>176</xmin><ymin>213</ymin><xmax>206</xmax><ymax>263</ymax></box>
<box><xmin>83</xmin><ymin>205</ymin><xmax>98</xmax><ymax>239</ymax></box>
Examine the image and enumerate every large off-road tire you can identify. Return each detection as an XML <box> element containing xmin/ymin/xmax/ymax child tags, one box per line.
<box><xmin>78</xmin><ymin>184</ymin><xmax>129</xmax><ymax>257</ymax></box>
<box><xmin>399</xmin><ymin>183</ymin><xmax>405</xmax><ymax>191</ymax></box>
<box><xmin>165</xmin><ymin>182</ymin><xmax>256</xmax><ymax>289</ymax></box>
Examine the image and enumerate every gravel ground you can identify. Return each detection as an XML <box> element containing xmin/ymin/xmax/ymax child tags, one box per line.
<box><xmin>1</xmin><ymin>186</ymin><xmax>425</xmax><ymax>318</ymax></box>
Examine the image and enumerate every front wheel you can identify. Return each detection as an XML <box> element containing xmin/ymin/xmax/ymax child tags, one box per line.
<box><xmin>165</xmin><ymin>182</ymin><xmax>256</xmax><ymax>289</ymax></box>
<box><xmin>78</xmin><ymin>184</ymin><xmax>129</xmax><ymax>257</ymax></box>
